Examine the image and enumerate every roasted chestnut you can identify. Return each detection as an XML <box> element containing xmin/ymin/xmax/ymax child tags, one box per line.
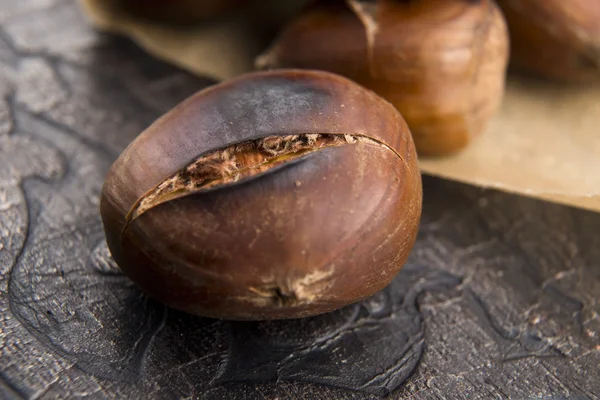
<box><xmin>496</xmin><ymin>0</ymin><xmax>600</xmax><ymax>82</ymax></box>
<box><xmin>100</xmin><ymin>70</ymin><xmax>422</xmax><ymax>320</ymax></box>
<box><xmin>256</xmin><ymin>0</ymin><xmax>510</xmax><ymax>156</ymax></box>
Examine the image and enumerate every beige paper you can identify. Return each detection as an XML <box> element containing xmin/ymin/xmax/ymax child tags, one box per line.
<box><xmin>79</xmin><ymin>0</ymin><xmax>600</xmax><ymax>212</ymax></box>
<box><xmin>79</xmin><ymin>0</ymin><xmax>264</xmax><ymax>80</ymax></box>
<box><xmin>79</xmin><ymin>0</ymin><xmax>310</xmax><ymax>81</ymax></box>
<box><xmin>421</xmin><ymin>78</ymin><xmax>600</xmax><ymax>212</ymax></box>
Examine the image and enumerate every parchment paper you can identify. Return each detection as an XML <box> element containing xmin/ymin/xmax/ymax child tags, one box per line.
<box><xmin>79</xmin><ymin>0</ymin><xmax>600</xmax><ymax>212</ymax></box>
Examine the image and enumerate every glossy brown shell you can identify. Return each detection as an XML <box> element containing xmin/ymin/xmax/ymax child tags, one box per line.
<box><xmin>497</xmin><ymin>0</ymin><xmax>600</xmax><ymax>82</ymax></box>
<box><xmin>100</xmin><ymin>69</ymin><xmax>422</xmax><ymax>320</ymax></box>
<box><xmin>257</xmin><ymin>0</ymin><xmax>509</xmax><ymax>156</ymax></box>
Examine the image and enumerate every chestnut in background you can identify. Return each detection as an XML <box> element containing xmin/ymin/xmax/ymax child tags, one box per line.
<box><xmin>496</xmin><ymin>0</ymin><xmax>600</xmax><ymax>83</ymax></box>
<box><xmin>257</xmin><ymin>0</ymin><xmax>509</xmax><ymax>156</ymax></box>
<box><xmin>100</xmin><ymin>70</ymin><xmax>422</xmax><ymax>320</ymax></box>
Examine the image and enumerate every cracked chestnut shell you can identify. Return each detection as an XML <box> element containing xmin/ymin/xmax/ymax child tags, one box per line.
<box><xmin>100</xmin><ymin>69</ymin><xmax>422</xmax><ymax>320</ymax></box>
<box><xmin>256</xmin><ymin>0</ymin><xmax>509</xmax><ymax>156</ymax></box>
<box><xmin>497</xmin><ymin>0</ymin><xmax>600</xmax><ymax>82</ymax></box>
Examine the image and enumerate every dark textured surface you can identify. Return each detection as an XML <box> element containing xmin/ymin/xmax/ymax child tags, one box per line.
<box><xmin>0</xmin><ymin>1</ymin><xmax>599</xmax><ymax>399</ymax></box>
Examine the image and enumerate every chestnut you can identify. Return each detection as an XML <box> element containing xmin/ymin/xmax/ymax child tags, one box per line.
<box><xmin>256</xmin><ymin>0</ymin><xmax>510</xmax><ymax>156</ymax></box>
<box><xmin>100</xmin><ymin>70</ymin><xmax>422</xmax><ymax>320</ymax></box>
<box><xmin>496</xmin><ymin>0</ymin><xmax>600</xmax><ymax>82</ymax></box>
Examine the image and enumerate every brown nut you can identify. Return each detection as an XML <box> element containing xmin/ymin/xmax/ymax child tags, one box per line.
<box><xmin>496</xmin><ymin>0</ymin><xmax>600</xmax><ymax>83</ymax></box>
<box><xmin>100</xmin><ymin>69</ymin><xmax>422</xmax><ymax>320</ymax></box>
<box><xmin>256</xmin><ymin>0</ymin><xmax>509</xmax><ymax>156</ymax></box>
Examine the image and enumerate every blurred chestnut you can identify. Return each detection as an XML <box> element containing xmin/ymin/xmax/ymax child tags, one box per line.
<box><xmin>256</xmin><ymin>0</ymin><xmax>509</xmax><ymax>156</ymax></box>
<box><xmin>100</xmin><ymin>70</ymin><xmax>422</xmax><ymax>320</ymax></box>
<box><xmin>121</xmin><ymin>0</ymin><xmax>245</xmax><ymax>24</ymax></box>
<box><xmin>496</xmin><ymin>0</ymin><xmax>600</xmax><ymax>82</ymax></box>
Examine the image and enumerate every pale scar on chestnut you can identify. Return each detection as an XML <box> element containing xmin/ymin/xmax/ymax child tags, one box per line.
<box><xmin>122</xmin><ymin>132</ymin><xmax>408</xmax><ymax>235</ymax></box>
<box><xmin>244</xmin><ymin>266</ymin><xmax>336</xmax><ymax>307</ymax></box>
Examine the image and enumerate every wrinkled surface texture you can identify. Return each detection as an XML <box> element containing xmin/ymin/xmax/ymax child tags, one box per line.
<box><xmin>1</xmin><ymin>1</ymin><xmax>599</xmax><ymax>398</ymax></box>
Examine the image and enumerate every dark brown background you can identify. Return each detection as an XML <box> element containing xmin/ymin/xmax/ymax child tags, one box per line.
<box><xmin>0</xmin><ymin>1</ymin><xmax>599</xmax><ymax>399</ymax></box>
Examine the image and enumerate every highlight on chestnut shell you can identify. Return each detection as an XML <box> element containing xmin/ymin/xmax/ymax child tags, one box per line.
<box><xmin>100</xmin><ymin>69</ymin><xmax>422</xmax><ymax>320</ymax></box>
<box><xmin>256</xmin><ymin>0</ymin><xmax>510</xmax><ymax>156</ymax></box>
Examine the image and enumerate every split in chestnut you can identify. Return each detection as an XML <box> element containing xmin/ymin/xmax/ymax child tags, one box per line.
<box><xmin>257</xmin><ymin>0</ymin><xmax>510</xmax><ymax>156</ymax></box>
<box><xmin>100</xmin><ymin>70</ymin><xmax>422</xmax><ymax>320</ymax></box>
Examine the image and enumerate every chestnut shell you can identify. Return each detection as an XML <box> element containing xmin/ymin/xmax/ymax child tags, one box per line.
<box><xmin>100</xmin><ymin>70</ymin><xmax>422</xmax><ymax>320</ymax></box>
<box><xmin>497</xmin><ymin>0</ymin><xmax>600</xmax><ymax>82</ymax></box>
<box><xmin>257</xmin><ymin>0</ymin><xmax>509</xmax><ymax>156</ymax></box>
